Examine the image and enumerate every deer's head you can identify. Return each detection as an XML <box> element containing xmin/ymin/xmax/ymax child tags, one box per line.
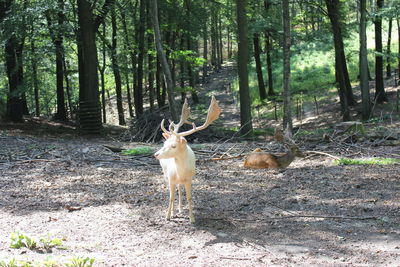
<box><xmin>154</xmin><ymin>96</ymin><xmax>221</xmax><ymax>160</ymax></box>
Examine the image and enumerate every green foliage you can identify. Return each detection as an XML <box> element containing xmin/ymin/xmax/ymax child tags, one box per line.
<box><xmin>39</xmin><ymin>234</ymin><xmax>63</xmax><ymax>250</ymax></box>
<box><xmin>174</xmin><ymin>86</ymin><xmax>196</xmax><ymax>93</ymax></box>
<box><xmin>64</xmin><ymin>257</ymin><xmax>95</xmax><ymax>267</ymax></box>
<box><xmin>9</xmin><ymin>231</ymin><xmax>64</xmax><ymax>251</ymax></box>
<box><xmin>121</xmin><ymin>147</ymin><xmax>153</xmax><ymax>155</ymax></box>
<box><xmin>170</xmin><ymin>50</ymin><xmax>206</xmax><ymax>66</ymax></box>
<box><xmin>334</xmin><ymin>157</ymin><xmax>400</xmax><ymax>166</ymax></box>
<box><xmin>10</xmin><ymin>231</ymin><xmax>37</xmax><ymax>249</ymax></box>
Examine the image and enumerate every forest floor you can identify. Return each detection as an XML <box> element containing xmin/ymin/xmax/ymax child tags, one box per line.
<box><xmin>0</xmin><ymin>64</ymin><xmax>400</xmax><ymax>266</ymax></box>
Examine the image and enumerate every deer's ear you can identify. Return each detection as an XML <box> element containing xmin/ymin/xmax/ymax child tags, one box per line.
<box><xmin>162</xmin><ymin>133</ymin><xmax>171</xmax><ymax>139</ymax></box>
<box><xmin>179</xmin><ymin>137</ymin><xmax>187</xmax><ymax>144</ymax></box>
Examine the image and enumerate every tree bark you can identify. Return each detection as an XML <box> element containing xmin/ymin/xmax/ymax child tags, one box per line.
<box><xmin>282</xmin><ymin>0</ymin><xmax>293</xmax><ymax>132</ymax></box>
<box><xmin>359</xmin><ymin>0</ymin><xmax>371</xmax><ymax>120</ymax></box>
<box><xmin>265</xmin><ymin>34</ymin><xmax>275</xmax><ymax>96</ymax></box>
<box><xmin>76</xmin><ymin>0</ymin><xmax>113</xmax><ymax>133</ymax></box>
<box><xmin>325</xmin><ymin>0</ymin><xmax>356</xmax><ymax>108</ymax></box>
<box><xmin>386</xmin><ymin>17</ymin><xmax>392</xmax><ymax>78</ymax></box>
<box><xmin>150</xmin><ymin>0</ymin><xmax>178</xmax><ymax>121</ymax></box>
<box><xmin>253</xmin><ymin>33</ymin><xmax>267</xmax><ymax>100</ymax></box>
<box><xmin>374</xmin><ymin>0</ymin><xmax>387</xmax><ymax>103</ymax></box>
<box><xmin>45</xmin><ymin>0</ymin><xmax>67</xmax><ymax>121</ymax></box>
<box><xmin>236</xmin><ymin>0</ymin><xmax>253</xmax><ymax>135</ymax></box>
<box><xmin>135</xmin><ymin>0</ymin><xmax>145</xmax><ymax>117</ymax></box>
<box><xmin>111</xmin><ymin>7</ymin><xmax>126</xmax><ymax>125</ymax></box>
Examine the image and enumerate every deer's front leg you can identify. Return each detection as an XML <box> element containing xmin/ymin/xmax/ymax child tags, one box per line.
<box><xmin>166</xmin><ymin>183</ymin><xmax>176</xmax><ymax>220</ymax></box>
<box><xmin>177</xmin><ymin>185</ymin><xmax>183</xmax><ymax>213</ymax></box>
<box><xmin>185</xmin><ymin>183</ymin><xmax>195</xmax><ymax>223</ymax></box>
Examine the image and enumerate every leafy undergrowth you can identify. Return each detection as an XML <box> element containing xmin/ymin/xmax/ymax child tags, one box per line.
<box><xmin>334</xmin><ymin>157</ymin><xmax>400</xmax><ymax>166</ymax></box>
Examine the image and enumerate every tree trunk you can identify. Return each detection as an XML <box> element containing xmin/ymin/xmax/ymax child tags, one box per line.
<box><xmin>202</xmin><ymin>20</ymin><xmax>208</xmax><ymax>83</ymax></box>
<box><xmin>150</xmin><ymin>0</ymin><xmax>178</xmax><ymax>121</ymax></box>
<box><xmin>119</xmin><ymin>4</ymin><xmax>134</xmax><ymax>118</ymax></box>
<box><xmin>253</xmin><ymin>33</ymin><xmax>267</xmax><ymax>100</ymax></box>
<box><xmin>135</xmin><ymin>0</ymin><xmax>145</xmax><ymax>117</ymax></box>
<box><xmin>263</xmin><ymin>1</ymin><xmax>275</xmax><ymax>96</ymax></box>
<box><xmin>30</xmin><ymin>38</ymin><xmax>40</xmax><ymax>117</ymax></box>
<box><xmin>46</xmin><ymin>0</ymin><xmax>67</xmax><ymax>121</ymax></box>
<box><xmin>282</xmin><ymin>0</ymin><xmax>293</xmax><ymax>132</ymax></box>
<box><xmin>325</xmin><ymin>0</ymin><xmax>354</xmax><ymax>120</ymax></box>
<box><xmin>99</xmin><ymin>22</ymin><xmax>107</xmax><ymax>123</ymax></box>
<box><xmin>265</xmin><ymin>34</ymin><xmax>275</xmax><ymax>96</ymax></box>
<box><xmin>374</xmin><ymin>0</ymin><xmax>387</xmax><ymax>103</ymax></box>
<box><xmin>386</xmin><ymin>17</ymin><xmax>392</xmax><ymax>78</ymax></box>
<box><xmin>111</xmin><ymin>7</ymin><xmax>126</xmax><ymax>125</ymax></box>
<box><xmin>398</xmin><ymin>18</ymin><xmax>400</xmax><ymax>79</ymax></box>
<box><xmin>77</xmin><ymin>0</ymin><xmax>112</xmax><ymax>133</ymax></box>
<box><xmin>5</xmin><ymin>34</ymin><xmax>23</xmax><ymax>122</ymax></box>
<box><xmin>359</xmin><ymin>0</ymin><xmax>371</xmax><ymax>120</ymax></box>
<box><xmin>146</xmin><ymin>0</ymin><xmax>155</xmax><ymax>112</ymax></box>
<box><xmin>236</xmin><ymin>0</ymin><xmax>253</xmax><ymax>135</ymax></box>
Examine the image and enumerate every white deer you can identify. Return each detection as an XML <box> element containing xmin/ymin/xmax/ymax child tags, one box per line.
<box><xmin>154</xmin><ymin>96</ymin><xmax>221</xmax><ymax>223</ymax></box>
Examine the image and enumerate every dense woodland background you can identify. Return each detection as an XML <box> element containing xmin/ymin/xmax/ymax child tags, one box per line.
<box><xmin>0</xmin><ymin>0</ymin><xmax>399</xmax><ymax>136</ymax></box>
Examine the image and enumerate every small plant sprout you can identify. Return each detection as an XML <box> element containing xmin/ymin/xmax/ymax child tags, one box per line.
<box><xmin>65</xmin><ymin>256</ymin><xmax>95</xmax><ymax>267</ymax></box>
<box><xmin>10</xmin><ymin>231</ymin><xmax>37</xmax><ymax>249</ymax></box>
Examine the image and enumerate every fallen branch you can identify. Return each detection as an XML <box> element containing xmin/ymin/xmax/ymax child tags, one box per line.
<box><xmin>304</xmin><ymin>150</ymin><xmax>340</xmax><ymax>160</ymax></box>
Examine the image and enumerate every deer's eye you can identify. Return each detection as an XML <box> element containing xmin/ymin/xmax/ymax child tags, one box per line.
<box><xmin>171</xmin><ymin>144</ymin><xmax>177</xmax><ymax>149</ymax></box>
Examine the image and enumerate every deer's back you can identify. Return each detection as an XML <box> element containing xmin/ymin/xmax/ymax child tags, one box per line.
<box><xmin>244</xmin><ymin>152</ymin><xmax>280</xmax><ymax>169</ymax></box>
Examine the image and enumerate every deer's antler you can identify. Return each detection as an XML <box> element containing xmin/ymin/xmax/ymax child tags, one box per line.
<box><xmin>170</xmin><ymin>98</ymin><xmax>192</xmax><ymax>133</ymax></box>
<box><xmin>174</xmin><ymin>96</ymin><xmax>221</xmax><ymax>137</ymax></box>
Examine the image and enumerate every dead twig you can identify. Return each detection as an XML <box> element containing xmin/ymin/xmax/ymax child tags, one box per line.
<box><xmin>304</xmin><ymin>150</ymin><xmax>340</xmax><ymax>160</ymax></box>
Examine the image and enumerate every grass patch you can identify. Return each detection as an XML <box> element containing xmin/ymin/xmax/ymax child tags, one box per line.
<box><xmin>334</xmin><ymin>157</ymin><xmax>400</xmax><ymax>166</ymax></box>
<box><xmin>121</xmin><ymin>147</ymin><xmax>154</xmax><ymax>155</ymax></box>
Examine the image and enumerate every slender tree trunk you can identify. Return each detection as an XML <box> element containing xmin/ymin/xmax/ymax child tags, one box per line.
<box><xmin>253</xmin><ymin>33</ymin><xmax>267</xmax><ymax>100</ymax></box>
<box><xmin>236</xmin><ymin>0</ymin><xmax>252</xmax><ymax>135</ymax></box>
<box><xmin>135</xmin><ymin>0</ymin><xmax>145</xmax><ymax>117</ymax></box>
<box><xmin>156</xmin><ymin>55</ymin><xmax>165</xmax><ymax>107</ymax></box>
<box><xmin>325</xmin><ymin>0</ymin><xmax>353</xmax><ymax>120</ymax></box>
<box><xmin>146</xmin><ymin>0</ymin><xmax>155</xmax><ymax>112</ymax></box>
<box><xmin>111</xmin><ymin>7</ymin><xmax>126</xmax><ymax>125</ymax></box>
<box><xmin>263</xmin><ymin>1</ymin><xmax>274</xmax><ymax>96</ymax></box>
<box><xmin>119</xmin><ymin>4</ymin><xmax>134</xmax><ymax>118</ymax></box>
<box><xmin>218</xmin><ymin>15</ymin><xmax>223</xmax><ymax>67</ymax></box>
<box><xmin>63</xmin><ymin>55</ymin><xmax>73</xmax><ymax>118</ymax></box>
<box><xmin>151</xmin><ymin>0</ymin><xmax>178</xmax><ymax>121</ymax></box>
<box><xmin>30</xmin><ymin>38</ymin><xmax>40</xmax><ymax>117</ymax></box>
<box><xmin>202</xmin><ymin>20</ymin><xmax>208</xmax><ymax>83</ymax></box>
<box><xmin>398</xmin><ymin>18</ymin><xmax>400</xmax><ymax>79</ymax></box>
<box><xmin>99</xmin><ymin>21</ymin><xmax>107</xmax><ymax>123</ymax></box>
<box><xmin>374</xmin><ymin>0</ymin><xmax>387</xmax><ymax>103</ymax></box>
<box><xmin>46</xmin><ymin>0</ymin><xmax>67</xmax><ymax>121</ymax></box>
<box><xmin>360</xmin><ymin>0</ymin><xmax>371</xmax><ymax>120</ymax></box>
<box><xmin>265</xmin><ymin>34</ymin><xmax>274</xmax><ymax>96</ymax></box>
<box><xmin>386</xmin><ymin>17</ymin><xmax>392</xmax><ymax>78</ymax></box>
<box><xmin>282</xmin><ymin>0</ymin><xmax>293</xmax><ymax>132</ymax></box>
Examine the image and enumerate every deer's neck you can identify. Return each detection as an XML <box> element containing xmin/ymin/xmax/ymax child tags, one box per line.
<box><xmin>173</xmin><ymin>145</ymin><xmax>195</xmax><ymax>176</ymax></box>
<box><xmin>276</xmin><ymin>150</ymin><xmax>296</xmax><ymax>168</ymax></box>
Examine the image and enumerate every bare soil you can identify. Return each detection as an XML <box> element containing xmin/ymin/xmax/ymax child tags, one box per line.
<box><xmin>0</xmin><ymin>64</ymin><xmax>400</xmax><ymax>266</ymax></box>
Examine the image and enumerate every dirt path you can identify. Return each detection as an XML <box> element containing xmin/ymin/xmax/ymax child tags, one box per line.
<box><xmin>0</xmin><ymin>64</ymin><xmax>400</xmax><ymax>266</ymax></box>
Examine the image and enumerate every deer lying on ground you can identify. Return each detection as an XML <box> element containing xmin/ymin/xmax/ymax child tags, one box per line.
<box><xmin>244</xmin><ymin>145</ymin><xmax>304</xmax><ymax>169</ymax></box>
<box><xmin>244</xmin><ymin>129</ymin><xmax>304</xmax><ymax>169</ymax></box>
<box><xmin>154</xmin><ymin>96</ymin><xmax>221</xmax><ymax>223</ymax></box>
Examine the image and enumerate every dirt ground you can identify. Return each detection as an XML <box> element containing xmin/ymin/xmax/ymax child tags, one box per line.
<box><xmin>1</xmin><ymin>65</ymin><xmax>400</xmax><ymax>266</ymax></box>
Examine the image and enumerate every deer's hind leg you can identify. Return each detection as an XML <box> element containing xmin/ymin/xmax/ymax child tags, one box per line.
<box><xmin>185</xmin><ymin>182</ymin><xmax>195</xmax><ymax>223</ymax></box>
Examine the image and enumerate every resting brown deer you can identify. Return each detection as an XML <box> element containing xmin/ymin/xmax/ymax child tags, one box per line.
<box><xmin>244</xmin><ymin>145</ymin><xmax>304</xmax><ymax>169</ymax></box>
<box><xmin>244</xmin><ymin>127</ymin><xmax>304</xmax><ymax>169</ymax></box>
<box><xmin>154</xmin><ymin>96</ymin><xmax>221</xmax><ymax>223</ymax></box>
